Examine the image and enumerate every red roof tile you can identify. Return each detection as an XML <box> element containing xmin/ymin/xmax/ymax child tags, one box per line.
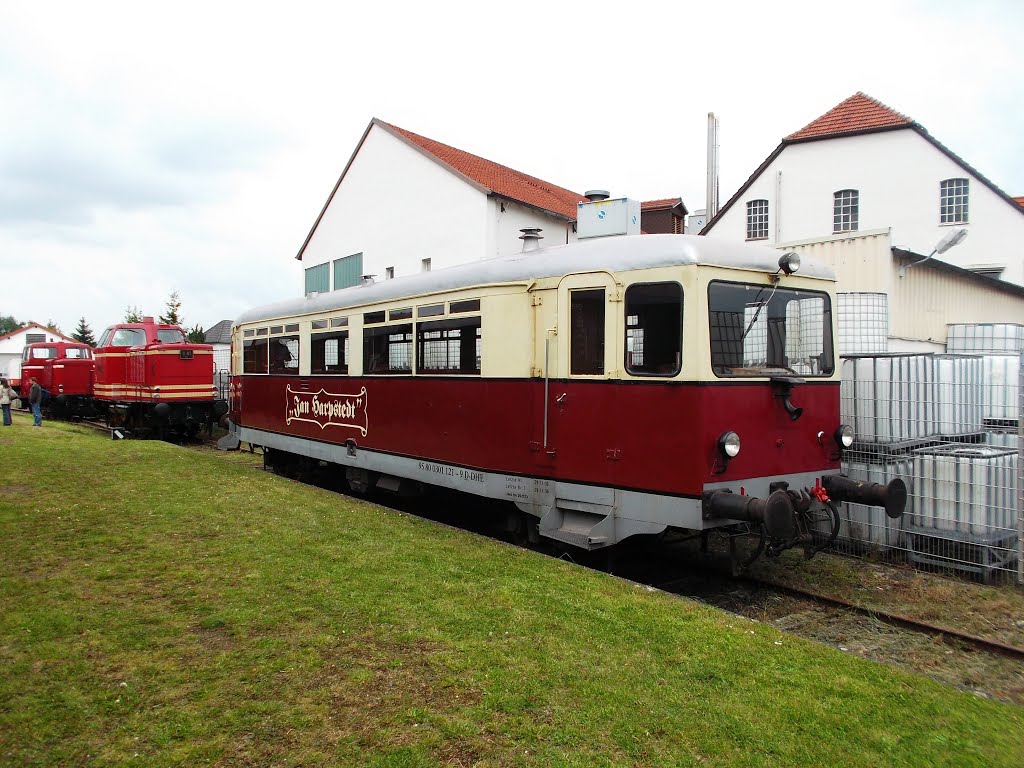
<box><xmin>641</xmin><ymin>198</ymin><xmax>682</xmax><ymax>210</ymax></box>
<box><xmin>785</xmin><ymin>92</ymin><xmax>914</xmax><ymax>142</ymax></box>
<box><xmin>1014</xmin><ymin>196</ymin><xmax>1024</xmax><ymax>208</ymax></box>
<box><xmin>380</xmin><ymin>121</ymin><xmax>587</xmax><ymax>219</ymax></box>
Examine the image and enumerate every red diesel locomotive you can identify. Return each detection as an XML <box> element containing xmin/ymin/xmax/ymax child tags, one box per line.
<box><xmin>19</xmin><ymin>340</ymin><xmax>95</xmax><ymax>418</ymax></box>
<box><xmin>94</xmin><ymin>317</ymin><xmax>227</xmax><ymax>436</ymax></box>
<box><xmin>18</xmin><ymin>317</ymin><xmax>226</xmax><ymax>436</ymax></box>
<box><xmin>227</xmin><ymin>234</ymin><xmax>904</xmax><ymax>562</ymax></box>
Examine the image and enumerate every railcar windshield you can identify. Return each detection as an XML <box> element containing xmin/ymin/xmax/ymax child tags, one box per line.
<box><xmin>708</xmin><ymin>281</ymin><xmax>834</xmax><ymax>377</ymax></box>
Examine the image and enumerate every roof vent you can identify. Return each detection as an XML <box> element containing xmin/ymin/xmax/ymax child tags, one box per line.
<box><xmin>360</xmin><ymin>274</ymin><xmax>376</xmax><ymax>285</ymax></box>
<box><xmin>519</xmin><ymin>228</ymin><xmax>543</xmax><ymax>252</ymax></box>
<box><xmin>142</xmin><ymin>316</ymin><xmax>154</xmax><ymax>323</ymax></box>
<box><xmin>585</xmin><ymin>190</ymin><xmax>610</xmax><ymax>202</ymax></box>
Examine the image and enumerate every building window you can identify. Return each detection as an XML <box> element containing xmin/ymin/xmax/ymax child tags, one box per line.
<box><xmin>745</xmin><ymin>200</ymin><xmax>768</xmax><ymax>240</ymax></box>
<box><xmin>833</xmin><ymin>189</ymin><xmax>859</xmax><ymax>233</ymax></box>
<box><xmin>304</xmin><ymin>263</ymin><xmax>329</xmax><ymax>295</ymax></box>
<box><xmin>940</xmin><ymin>178</ymin><xmax>969</xmax><ymax>224</ymax></box>
<box><xmin>385</xmin><ymin>266</ymin><xmax>394</xmax><ymax>280</ymax></box>
<box><xmin>364</xmin><ymin>324</ymin><xmax>413</xmax><ymax>374</ymax></box>
<box><xmin>570</xmin><ymin>288</ymin><xmax>605</xmax><ymax>375</ymax></box>
<box><xmin>26</xmin><ymin>333</ymin><xmax>46</xmax><ymax>344</ymax></box>
<box><xmin>311</xmin><ymin>331</ymin><xmax>349</xmax><ymax>374</ymax></box>
<box><xmin>417</xmin><ymin>317</ymin><xmax>481</xmax><ymax>375</ymax></box>
<box><xmin>421</xmin><ymin>258</ymin><xmax>432</xmax><ymax>272</ymax></box>
<box><xmin>625</xmin><ymin>283</ymin><xmax>683</xmax><ymax>376</ymax></box>
<box><xmin>333</xmin><ymin>253</ymin><xmax>364</xmax><ymax>290</ymax></box>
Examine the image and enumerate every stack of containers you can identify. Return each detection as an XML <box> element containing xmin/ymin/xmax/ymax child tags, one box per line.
<box><xmin>838</xmin><ymin>352</ymin><xmax>937</xmax><ymax>553</ymax></box>
<box><xmin>945</xmin><ymin>323</ymin><xmax>1021</xmax><ymax>445</ymax></box>
<box><xmin>909</xmin><ymin>445</ymin><xmax>1018</xmax><ymax>580</ymax></box>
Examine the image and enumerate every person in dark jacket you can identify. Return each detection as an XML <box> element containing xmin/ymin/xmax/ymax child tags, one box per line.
<box><xmin>29</xmin><ymin>377</ymin><xmax>42</xmax><ymax>427</ymax></box>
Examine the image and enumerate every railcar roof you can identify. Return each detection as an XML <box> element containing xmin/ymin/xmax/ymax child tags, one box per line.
<box><xmin>237</xmin><ymin>234</ymin><xmax>836</xmax><ymax>325</ymax></box>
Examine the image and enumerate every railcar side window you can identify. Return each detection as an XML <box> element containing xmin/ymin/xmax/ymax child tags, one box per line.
<box><xmin>269</xmin><ymin>336</ymin><xmax>299</xmax><ymax>374</ymax></box>
<box><xmin>624</xmin><ymin>283</ymin><xmax>682</xmax><ymax>376</ymax></box>
<box><xmin>708</xmin><ymin>281</ymin><xmax>834</xmax><ymax>377</ymax></box>
<box><xmin>364</xmin><ymin>324</ymin><xmax>413</xmax><ymax>374</ymax></box>
<box><xmin>311</xmin><ymin>331</ymin><xmax>349</xmax><ymax>375</ymax></box>
<box><xmin>570</xmin><ymin>289</ymin><xmax>605</xmax><ymax>375</ymax></box>
<box><xmin>243</xmin><ymin>338</ymin><xmax>269</xmax><ymax>374</ymax></box>
<box><xmin>417</xmin><ymin>317</ymin><xmax>481</xmax><ymax>375</ymax></box>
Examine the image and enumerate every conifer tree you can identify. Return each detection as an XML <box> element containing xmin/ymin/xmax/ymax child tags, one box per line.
<box><xmin>72</xmin><ymin>317</ymin><xmax>97</xmax><ymax>346</ymax></box>
<box><xmin>159</xmin><ymin>291</ymin><xmax>183</xmax><ymax>326</ymax></box>
<box><xmin>124</xmin><ymin>306</ymin><xmax>143</xmax><ymax>323</ymax></box>
<box><xmin>187</xmin><ymin>324</ymin><xmax>205</xmax><ymax>343</ymax></box>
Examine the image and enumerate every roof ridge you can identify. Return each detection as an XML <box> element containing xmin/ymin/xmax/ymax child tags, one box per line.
<box><xmin>784</xmin><ymin>92</ymin><xmax>914</xmax><ymax>142</ymax></box>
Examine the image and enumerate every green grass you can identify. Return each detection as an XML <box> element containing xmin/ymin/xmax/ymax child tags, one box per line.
<box><xmin>1</xmin><ymin>414</ymin><xmax>1022</xmax><ymax>767</ymax></box>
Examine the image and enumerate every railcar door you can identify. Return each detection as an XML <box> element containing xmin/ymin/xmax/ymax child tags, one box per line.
<box><xmin>542</xmin><ymin>273</ymin><xmax>623</xmax><ymax>482</ymax></box>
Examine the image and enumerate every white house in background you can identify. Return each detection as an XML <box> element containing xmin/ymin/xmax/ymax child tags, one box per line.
<box><xmin>702</xmin><ymin>92</ymin><xmax>1024</xmax><ymax>285</ymax></box>
<box><xmin>203</xmin><ymin>319</ymin><xmax>233</xmax><ymax>374</ymax></box>
<box><xmin>295</xmin><ymin>119</ymin><xmax>588</xmax><ymax>295</ymax></box>
<box><xmin>0</xmin><ymin>322</ymin><xmax>77</xmax><ymax>386</ymax></box>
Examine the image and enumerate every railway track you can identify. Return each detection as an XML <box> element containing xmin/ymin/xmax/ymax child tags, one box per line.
<box><xmin>654</xmin><ymin>572</ymin><xmax>1024</xmax><ymax>662</ymax></box>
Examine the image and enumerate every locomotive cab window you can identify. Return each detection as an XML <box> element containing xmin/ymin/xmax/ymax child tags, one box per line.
<box><xmin>570</xmin><ymin>289</ymin><xmax>605</xmax><ymax>376</ymax></box>
<box><xmin>157</xmin><ymin>329</ymin><xmax>186</xmax><ymax>344</ymax></box>
<box><xmin>708</xmin><ymin>281</ymin><xmax>834</xmax><ymax>377</ymax></box>
<box><xmin>624</xmin><ymin>282</ymin><xmax>682</xmax><ymax>376</ymax></box>
<box><xmin>269</xmin><ymin>336</ymin><xmax>299</xmax><ymax>374</ymax></box>
<box><xmin>311</xmin><ymin>330</ymin><xmax>349</xmax><ymax>375</ymax></box>
<box><xmin>30</xmin><ymin>346</ymin><xmax>58</xmax><ymax>359</ymax></box>
<box><xmin>110</xmin><ymin>328</ymin><xmax>147</xmax><ymax>347</ymax></box>
<box><xmin>417</xmin><ymin>316</ymin><xmax>481</xmax><ymax>375</ymax></box>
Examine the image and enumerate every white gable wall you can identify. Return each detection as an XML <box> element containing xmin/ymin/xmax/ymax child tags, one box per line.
<box><xmin>301</xmin><ymin>126</ymin><xmax>490</xmax><ymax>283</ymax></box>
<box><xmin>705</xmin><ymin>130</ymin><xmax>1024</xmax><ymax>285</ymax></box>
<box><xmin>300</xmin><ymin>126</ymin><xmax>577</xmax><ymax>289</ymax></box>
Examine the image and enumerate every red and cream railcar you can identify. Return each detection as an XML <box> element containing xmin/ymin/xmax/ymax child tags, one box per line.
<box><xmin>19</xmin><ymin>341</ymin><xmax>96</xmax><ymax>417</ymax></box>
<box><xmin>230</xmin><ymin>234</ymin><xmax>903</xmax><ymax>559</ymax></box>
<box><xmin>94</xmin><ymin>317</ymin><xmax>226</xmax><ymax>436</ymax></box>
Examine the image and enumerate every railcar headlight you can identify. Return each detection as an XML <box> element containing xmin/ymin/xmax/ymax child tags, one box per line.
<box><xmin>719</xmin><ymin>431</ymin><xmax>741</xmax><ymax>458</ymax></box>
<box><xmin>835</xmin><ymin>424</ymin><xmax>854</xmax><ymax>448</ymax></box>
<box><xmin>778</xmin><ymin>252</ymin><xmax>801</xmax><ymax>275</ymax></box>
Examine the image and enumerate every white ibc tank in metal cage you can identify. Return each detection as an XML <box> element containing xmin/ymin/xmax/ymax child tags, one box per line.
<box><xmin>837</xmin><ymin>459</ymin><xmax>911</xmax><ymax>551</ymax></box>
<box><xmin>841</xmin><ymin>353</ymin><xmax>935</xmax><ymax>443</ymax></box>
<box><xmin>981</xmin><ymin>355</ymin><xmax>1021</xmax><ymax>422</ymax></box>
<box><xmin>837</xmin><ymin>293</ymin><xmax>888</xmax><ymax>355</ymax></box>
<box><xmin>947</xmin><ymin>323</ymin><xmax>1024</xmax><ymax>354</ymax></box>
<box><xmin>934</xmin><ymin>354</ymin><xmax>983</xmax><ymax>436</ymax></box>
<box><xmin>911</xmin><ymin>445</ymin><xmax>1018</xmax><ymax>538</ymax></box>
<box><xmin>985</xmin><ymin>431</ymin><xmax>1020</xmax><ymax>451</ymax></box>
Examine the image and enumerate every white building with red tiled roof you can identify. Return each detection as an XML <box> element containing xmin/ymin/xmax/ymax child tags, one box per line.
<box><xmin>295</xmin><ymin>119</ymin><xmax>591</xmax><ymax>294</ymax></box>
<box><xmin>702</xmin><ymin>93</ymin><xmax>1024</xmax><ymax>285</ymax></box>
<box><xmin>294</xmin><ymin>119</ymin><xmax>687</xmax><ymax>295</ymax></box>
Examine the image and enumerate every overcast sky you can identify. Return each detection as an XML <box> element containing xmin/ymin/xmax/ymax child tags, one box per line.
<box><xmin>2</xmin><ymin>0</ymin><xmax>1021</xmax><ymax>336</ymax></box>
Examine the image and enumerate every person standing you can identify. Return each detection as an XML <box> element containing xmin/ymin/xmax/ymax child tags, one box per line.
<box><xmin>28</xmin><ymin>376</ymin><xmax>42</xmax><ymax>427</ymax></box>
<box><xmin>0</xmin><ymin>378</ymin><xmax>13</xmax><ymax>426</ymax></box>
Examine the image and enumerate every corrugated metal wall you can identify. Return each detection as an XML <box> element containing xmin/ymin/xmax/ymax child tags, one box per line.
<box><xmin>786</xmin><ymin>230</ymin><xmax>1024</xmax><ymax>345</ymax></box>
